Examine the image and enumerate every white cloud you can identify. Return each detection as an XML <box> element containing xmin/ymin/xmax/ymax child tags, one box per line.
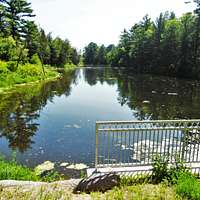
<box><xmin>31</xmin><ymin>0</ymin><xmax>196</xmax><ymax>49</ymax></box>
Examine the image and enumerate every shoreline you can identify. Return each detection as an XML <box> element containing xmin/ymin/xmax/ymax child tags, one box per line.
<box><xmin>0</xmin><ymin>74</ymin><xmax>61</xmax><ymax>94</ymax></box>
<box><xmin>0</xmin><ymin>67</ymin><xmax>76</xmax><ymax>94</ymax></box>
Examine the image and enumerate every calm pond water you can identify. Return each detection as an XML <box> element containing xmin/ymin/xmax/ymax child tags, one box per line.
<box><xmin>1</xmin><ymin>67</ymin><xmax>200</xmax><ymax>168</ymax></box>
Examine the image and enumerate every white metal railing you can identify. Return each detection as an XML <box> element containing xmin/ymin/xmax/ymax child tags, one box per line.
<box><xmin>95</xmin><ymin>120</ymin><xmax>200</xmax><ymax>173</ymax></box>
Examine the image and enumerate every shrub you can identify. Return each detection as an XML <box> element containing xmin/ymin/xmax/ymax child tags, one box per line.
<box><xmin>7</xmin><ymin>61</ymin><xmax>17</xmax><ymax>72</ymax></box>
<box><xmin>0</xmin><ymin>60</ymin><xmax>59</xmax><ymax>88</ymax></box>
<box><xmin>30</xmin><ymin>54</ymin><xmax>42</xmax><ymax>66</ymax></box>
<box><xmin>0</xmin><ymin>155</ymin><xmax>39</xmax><ymax>181</ymax></box>
<box><xmin>151</xmin><ymin>154</ymin><xmax>189</xmax><ymax>184</ymax></box>
<box><xmin>152</xmin><ymin>155</ymin><xmax>170</xmax><ymax>183</ymax></box>
<box><xmin>0</xmin><ymin>154</ymin><xmax>63</xmax><ymax>182</ymax></box>
<box><xmin>0</xmin><ymin>37</ymin><xmax>16</xmax><ymax>61</ymax></box>
<box><xmin>0</xmin><ymin>60</ymin><xmax>9</xmax><ymax>73</ymax></box>
<box><xmin>17</xmin><ymin>63</ymin><xmax>43</xmax><ymax>78</ymax></box>
<box><xmin>0</xmin><ymin>37</ymin><xmax>28</xmax><ymax>63</ymax></box>
<box><xmin>176</xmin><ymin>173</ymin><xmax>200</xmax><ymax>200</ymax></box>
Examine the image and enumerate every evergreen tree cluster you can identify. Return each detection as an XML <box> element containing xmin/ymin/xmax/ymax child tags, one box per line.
<box><xmin>0</xmin><ymin>0</ymin><xmax>80</xmax><ymax>67</ymax></box>
<box><xmin>84</xmin><ymin>2</ymin><xmax>200</xmax><ymax>79</ymax></box>
<box><xmin>83</xmin><ymin>42</ymin><xmax>116</xmax><ymax>66</ymax></box>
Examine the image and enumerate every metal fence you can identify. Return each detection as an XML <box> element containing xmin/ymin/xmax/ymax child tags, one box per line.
<box><xmin>95</xmin><ymin>120</ymin><xmax>200</xmax><ymax>173</ymax></box>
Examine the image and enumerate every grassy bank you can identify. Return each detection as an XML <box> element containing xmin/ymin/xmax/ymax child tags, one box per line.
<box><xmin>0</xmin><ymin>175</ymin><xmax>199</xmax><ymax>200</ymax></box>
<box><xmin>0</xmin><ymin>155</ymin><xmax>62</xmax><ymax>182</ymax></box>
<box><xmin>0</xmin><ymin>183</ymin><xmax>177</xmax><ymax>200</ymax></box>
<box><xmin>0</xmin><ymin>60</ymin><xmax>59</xmax><ymax>89</ymax></box>
<box><xmin>0</xmin><ymin>155</ymin><xmax>200</xmax><ymax>199</ymax></box>
<box><xmin>0</xmin><ymin>156</ymin><xmax>39</xmax><ymax>181</ymax></box>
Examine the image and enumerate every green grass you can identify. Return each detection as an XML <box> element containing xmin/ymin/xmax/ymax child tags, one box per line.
<box><xmin>0</xmin><ymin>183</ymin><xmax>178</xmax><ymax>200</ymax></box>
<box><xmin>0</xmin><ymin>168</ymin><xmax>199</xmax><ymax>200</ymax></box>
<box><xmin>0</xmin><ymin>185</ymin><xmax>73</xmax><ymax>200</ymax></box>
<box><xmin>175</xmin><ymin>173</ymin><xmax>200</xmax><ymax>200</ymax></box>
<box><xmin>0</xmin><ymin>155</ymin><xmax>62</xmax><ymax>182</ymax></box>
<box><xmin>0</xmin><ymin>60</ymin><xmax>59</xmax><ymax>88</ymax></box>
<box><xmin>0</xmin><ymin>156</ymin><xmax>39</xmax><ymax>181</ymax></box>
<box><xmin>91</xmin><ymin>183</ymin><xmax>179</xmax><ymax>200</ymax></box>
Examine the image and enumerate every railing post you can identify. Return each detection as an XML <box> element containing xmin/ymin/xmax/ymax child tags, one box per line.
<box><xmin>95</xmin><ymin>122</ymin><xmax>99</xmax><ymax>171</ymax></box>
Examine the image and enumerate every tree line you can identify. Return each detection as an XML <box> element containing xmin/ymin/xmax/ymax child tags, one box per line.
<box><xmin>83</xmin><ymin>1</ymin><xmax>200</xmax><ymax>79</ymax></box>
<box><xmin>0</xmin><ymin>0</ymin><xmax>80</xmax><ymax>68</ymax></box>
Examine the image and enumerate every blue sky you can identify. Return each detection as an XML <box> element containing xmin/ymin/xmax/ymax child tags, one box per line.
<box><xmin>31</xmin><ymin>0</ymin><xmax>196</xmax><ymax>50</ymax></box>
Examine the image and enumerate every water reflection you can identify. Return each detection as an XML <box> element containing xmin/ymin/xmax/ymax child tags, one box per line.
<box><xmin>0</xmin><ymin>70</ymin><xmax>76</xmax><ymax>152</ymax></box>
<box><xmin>113</xmin><ymin>69</ymin><xmax>200</xmax><ymax>120</ymax></box>
<box><xmin>0</xmin><ymin>67</ymin><xmax>200</xmax><ymax>165</ymax></box>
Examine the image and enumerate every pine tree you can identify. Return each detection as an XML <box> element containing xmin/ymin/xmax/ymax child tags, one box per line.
<box><xmin>2</xmin><ymin>0</ymin><xmax>35</xmax><ymax>39</ymax></box>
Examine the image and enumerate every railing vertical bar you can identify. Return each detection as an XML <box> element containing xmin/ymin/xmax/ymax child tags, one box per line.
<box><xmin>103</xmin><ymin>131</ymin><xmax>108</xmax><ymax>166</ymax></box>
<box><xmin>136</xmin><ymin>129</ymin><xmax>139</xmax><ymax>166</ymax></box>
<box><xmin>132</xmin><ymin>129</ymin><xmax>135</xmax><ymax>165</ymax></box>
<box><xmin>124</xmin><ymin>126</ymin><xmax>127</xmax><ymax>164</ymax></box>
<box><xmin>147</xmin><ymin>131</ymin><xmax>151</xmax><ymax>165</ymax></box>
<box><xmin>193</xmin><ymin>127</ymin><xmax>197</xmax><ymax>163</ymax></box>
<box><xmin>185</xmin><ymin>122</ymin><xmax>189</xmax><ymax>163</ymax></box>
<box><xmin>160</xmin><ymin>124</ymin><xmax>164</xmax><ymax>160</ymax></box>
<box><xmin>116</xmin><ymin>128</ymin><xmax>119</xmax><ymax>165</ymax></box>
<box><xmin>108</xmin><ymin>128</ymin><xmax>110</xmax><ymax>166</ymax></box>
<box><xmin>196</xmin><ymin>126</ymin><xmax>200</xmax><ymax>162</ymax></box>
<box><xmin>152</xmin><ymin>126</ymin><xmax>156</xmax><ymax>164</ymax></box>
<box><xmin>95</xmin><ymin>123</ymin><xmax>99</xmax><ymax>170</ymax></box>
<box><xmin>175</xmin><ymin>129</ymin><xmax>178</xmax><ymax>161</ymax></box>
<box><xmin>155</xmin><ymin>128</ymin><xmax>159</xmax><ymax>158</ymax></box>
<box><xmin>144</xmin><ymin>124</ymin><xmax>148</xmax><ymax>165</ymax></box>
<box><xmin>128</xmin><ymin>128</ymin><xmax>131</xmax><ymax>166</ymax></box>
<box><xmin>140</xmin><ymin>127</ymin><xmax>146</xmax><ymax>164</ymax></box>
<box><xmin>171</xmin><ymin>126</ymin><xmax>175</xmax><ymax>162</ymax></box>
<box><xmin>189</xmin><ymin>130</ymin><xmax>192</xmax><ymax>164</ymax></box>
<box><xmin>163</xmin><ymin>127</ymin><xmax>168</xmax><ymax>158</ymax></box>
<box><xmin>99</xmin><ymin>129</ymin><xmax>102</xmax><ymax>166</ymax></box>
<box><xmin>120</xmin><ymin>130</ymin><xmax>122</xmax><ymax>166</ymax></box>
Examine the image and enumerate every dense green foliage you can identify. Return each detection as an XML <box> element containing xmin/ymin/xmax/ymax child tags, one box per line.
<box><xmin>83</xmin><ymin>43</ymin><xmax>115</xmax><ymax>66</ymax></box>
<box><xmin>0</xmin><ymin>0</ymin><xmax>80</xmax><ymax>70</ymax></box>
<box><xmin>0</xmin><ymin>157</ymin><xmax>39</xmax><ymax>181</ymax></box>
<box><xmin>0</xmin><ymin>154</ymin><xmax>62</xmax><ymax>182</ymax></box>
<box><xmin>83</xmin><ymin>2</ymin><xmax>200</xmax><ymax>79</ymax></box>
<box><xmin>0</xmin><ymin>60</ymin><xmax>58</xmax><ymax>88</ymax></box>
<box><xmin>176</xmin><ymin>173</ymin><xmax>200</xmax><ymax>200</ymax></box>
<box><xmin>151</xmin><ymin>155</ymin><xmax>189</xmax><ymax>184</ymax></box>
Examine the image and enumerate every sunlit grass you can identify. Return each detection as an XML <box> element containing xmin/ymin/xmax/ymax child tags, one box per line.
<box><xmin>0</xmin><ymin>60</ymin><xmax>59</xmax><ymax>88</ymax></box>
<box><xmin>0</xmin><ymin>155</ymin><xmax>62</xmax><ymax>182</ymax></box>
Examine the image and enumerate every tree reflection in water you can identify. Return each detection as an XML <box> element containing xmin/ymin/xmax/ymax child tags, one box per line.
<box><xmin>0</xmin><ymin>70</ymin><xmax>76</xmax><ymax>152</ymax></box>
<box><xmin>1</xmin><ymin>67</ymin><xmax>200</xmax><ymax>159</ymax></box>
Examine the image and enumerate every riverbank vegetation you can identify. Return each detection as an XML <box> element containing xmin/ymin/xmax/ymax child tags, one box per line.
<box><xmin>0</xmin><ymin>154</ymin><xmax>62</xmax><ymax>182</ymax></box>
<box><xmin>83</xmin><ymin>1</ymin><xmax>200</xmax><ymax>79</ymax></box>
<box><xmin>0</xmin><ymin>60</ymin><xmax>58</xmax><ymax>88</ymax></box>
<box><xmin>0</xmin><ymin>155</ymin><xmax>200</xmax><ymax>199</ymax></box>
<box><xmin>0</xmin><ymin>0</ymin><xmax>80</xmax><ymax>88</ymax></box>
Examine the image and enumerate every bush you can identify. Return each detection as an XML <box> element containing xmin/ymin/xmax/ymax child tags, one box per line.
<box><xmin>17</xmin><ymin>63</ymin><xmax>43</xmax><ymax>78</ymax></box>
<box><xmin>30</xmin><ymin>54</ymin><xmax>42</xmax><ymax>66</ymax></box>
<box><xmin>176</xmin><ymin>173</ymin><xmax>200</xmax><ymax>200</ymax></box>
<box><xmin>0</xmin><ymin>60</ymin><xmax>9</xmax><ymax>73</ymax></box>
<box><xmin>0</xmin><ymin>155</ymin><xmax>39</xmax><ymax>181</ymax></box>
<box><xmin>0</xmin><ymin>154</ymin><xmax>63</xmax><ymax>182</ymax></box>
<box><xmin>7</xmin><ymin>61</ymin><xmax>17</xmax><ymax>72</ymax></box>
<box><xmin>152</xmin><ymin>155</ymin><xmax>189</xmax><ymax>184</ymax></box>
<box><xmin>0</xmin><ymin>60</ymin><xmax>59</xmax><ymax>88</ymax></box>
<box><xmin>0</xmin><ymin>37</ymin><xmax>16</xmax><ymax>61</ymax></box>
